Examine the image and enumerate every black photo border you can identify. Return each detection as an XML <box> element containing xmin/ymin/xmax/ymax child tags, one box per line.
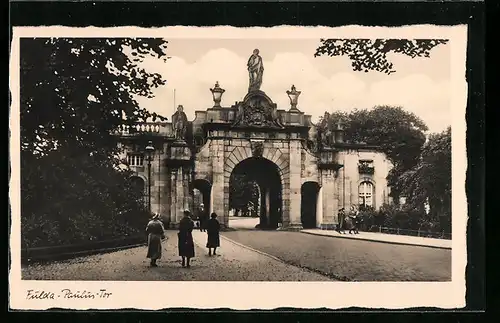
<box><xmin>8</xmin><ymin>0</ymin><xmax>486</xmax><ymax>321</ymax></box>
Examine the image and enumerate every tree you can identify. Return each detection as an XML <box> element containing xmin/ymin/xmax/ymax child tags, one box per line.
<box><xmin>229</xmin><ymin>173</ymin><xmax>260</xmax><ymax>216</ymax></box>
<box><xmin>314</xmin><ymin>38</ymin><xmax>448</xmax><ymax>74</ymax></box>
<box><xmin>398</xmin><ymin>127</ymin><xmax>451</xmax><ymax>233</ymax></box>
<box><xmin>19</xmin><ymin>38</ymin><xmax>169</xmax><ymax>248</ymax></box>
<box><xmin>20</xmin><ymin>38</ymin><xmax>168</xmax><ymax>158</ymax></box>
<box><xmin>317</xmin><ymin>106</ymin><xmax>428</xmax><ymax>200</ymax></box>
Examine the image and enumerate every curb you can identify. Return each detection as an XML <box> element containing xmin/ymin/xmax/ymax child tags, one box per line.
<box><xmin>219</xmin><ymin>235</ymin><xmax>286</xmax><ymax>264</ymax></box>
<box><xmin>300</xmin><ymin>231</ymin><xmax>452</xmax><ymax>250</ymax></box>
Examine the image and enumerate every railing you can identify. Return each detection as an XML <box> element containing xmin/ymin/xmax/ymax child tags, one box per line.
<box><xmin>367</xmin><ymin>225</ymin><xmax>451</xmax><ymax>240</ymax></box>
<box><xmin>320</xmin><ymin>224</ymin><xmax>451</xmax><ymax>240</ymax></box>
<box><xmin>358</xmin><ymin>164</ymin><xmax>375</xmax><ymax>175</ymax></box>
<box><xmin>116</xmin><ymin>123</ymin><xmax>171</xmax><ymax>135</ymax></box>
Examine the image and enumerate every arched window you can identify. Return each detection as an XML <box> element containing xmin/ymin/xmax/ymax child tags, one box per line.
<box><xmin>358</xmin><ymin>181</ymin><xmax>374</xmax><ymax>208</ymax></box>
<box><xmin>129</xmin><ymin>176</ymin><xmax>146</xmax><ymax>204</ymax></box>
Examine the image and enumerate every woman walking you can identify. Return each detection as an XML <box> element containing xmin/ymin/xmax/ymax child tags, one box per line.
<box><xmin>146</xmin><ymin>213</ymin><xmax>165</xmax><ymax>267</ymax></box>
<box><xmin>206</xmin><ymin>212</ymin><xmax>221</xmax><ymax>256</ymax></box>
<box><xmin>348</xmin><ymin>205</ymin><xmax>360</xmax><ymax>234</ymax></box>
<box><xmin>178</xmin><ymin>209</ymin><xmax>195</xmax><ymax>268</ymax></box>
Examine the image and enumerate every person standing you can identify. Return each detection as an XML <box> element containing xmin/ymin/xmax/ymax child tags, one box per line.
<box><xmin>348</xmin><ymin>205</ymin><xmax>359</xmax><ymax>234</ymax></box>
<box><xmin>178</xmin><ymin>209</ymin><xmax>195</xmax><ymax>268</ymax></box>
<box><xmin>336</xmin><ymin>208</ymin><xmax>346</xmax><ymax>234</ymax></box>
<box><xmin>206</xmin><ymin>212</ymin><xmax>221</xmax><ymax>256</ymax></box>
<box><xmin>198</xmin><ymin>203</ymin><xmax>207</xmax><ymax>232</ymax></box>
<box><xmin>145</xmin><ymin>213</ymin><xmax>165</xmax><ymax>267</ymax></box>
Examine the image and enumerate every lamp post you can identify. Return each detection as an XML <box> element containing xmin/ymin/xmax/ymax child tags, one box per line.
<box><xmin>210</xmin><ymin>81</ymin><xmax>225</xmax><ymax>107</ymax></box>
<box><xmin>286</xmin><ymin>84</ymin><xmax>301</xmax><ymax>111</ymax></box>
<box><xmin>145</xmin><ymin>140</ymin><xmax>155</xmax><ymax>214</ymax></box>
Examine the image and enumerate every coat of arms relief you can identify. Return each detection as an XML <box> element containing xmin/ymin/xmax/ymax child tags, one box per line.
<box><xmin>232</xmin><ymin>93</ymin><xmax>284</xmax><ymax>128</ymax></box>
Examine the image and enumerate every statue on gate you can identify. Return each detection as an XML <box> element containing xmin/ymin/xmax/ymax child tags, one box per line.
<box><xmin>172</xmin><ymin>105</ymin><xmax>188</xmax><ymax>141</ymax></box>
<box><xmin>319</xmin><ymin>112</ymin><xmax>333</xmax><ymax>147</ymax></box>
<box><xmin>247</xmin><ymin>49</ymin><xmax>264</xmax><ymax>92</ymax></box>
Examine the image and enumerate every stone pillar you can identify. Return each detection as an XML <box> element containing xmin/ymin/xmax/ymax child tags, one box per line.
<box><xmin>321</xmin><ymin>169</ymin><xmax>338</xmax><ymax>229</ymax></box>
<box><xmin>209</xmin><ymin>185</ymin><xmax>214</xmax><ymax>215</ymax></box>
<box><xmin>287</xmin><ymin>140</ymin><xmax>303</xmax><ymax>230</ymax></box>
<box><xmin>211</xmin><ymin>140</ymin><xmax>227</xmax><ymax>228</ymax></box>
<box><xmin>316</xmin><ymin>186</ymin><xmax>323</xmax><ymax>228</ymax></box>
<box><xmin>265</xmin><ymin>189</ymin><xmax>270</xmax><ymax>219</ymax></box>
<box><xmin>259</xmin><ymin>188</ymin><xmax>267</xmax><ymax>226</ymax></box>
<box><xmin>177</xmin><ymin>167</ymin><xmax>185</xmax><ymax>222</ymax></box>
<box><xmin>166</xmin><ymin>141</ymin><xmax>192</xmax><ymax>228</ymax></box>
<box><xmin>169</xmin><ymin>169</ymin><xmax>177</xmax><ymax>227</ymax></box>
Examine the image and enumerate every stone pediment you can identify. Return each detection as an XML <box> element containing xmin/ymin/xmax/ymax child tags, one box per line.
<box><xmin>232</xmin><ymin>91</ymin><xmax>284</xmax><ymax>129</ymax></box>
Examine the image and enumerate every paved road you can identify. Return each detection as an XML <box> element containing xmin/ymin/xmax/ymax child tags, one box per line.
<box><xmin>228</xmin><ymin>216</ymin><xmax>259</xmax><ymax>229</ymax></box>
<box><xmin>22</xmin><ymin>230</ymin><xmax>331</xmax><ymax>281</ymax></box>
<box><xmin>222</xmin><ymin>230</ymin><xmax>451</xmax><ymax>281</ymax></box>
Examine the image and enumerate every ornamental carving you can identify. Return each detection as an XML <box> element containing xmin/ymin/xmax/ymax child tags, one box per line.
<box><xmin>251</xmin><ymin>140</ymin><xmax>264</xmax><ymax>158</ymax></box>
<box><xmin>232</xmin><ymin>91</ymin><xmax>284</xmax><ymax>129</ymax></box>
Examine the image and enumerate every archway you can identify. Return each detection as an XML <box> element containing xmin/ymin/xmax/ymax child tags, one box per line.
<box><xmin>129</xmin><ymin>176</ymin><xmax>146</xmax><ymax>204</ymax></box>
<box><xmin>229</xmin><ymin>157</ymin><xmax>282</xmax><ymax>230</ymax></box>
<box><xmin>192</xmin><ymin>179</ymin><xmax>212</xmax><ymax>217</ymax></box>
<box><xmin>301</xmin><ymin>181</ymin><xmax>320</xmax><ymax>229</ymax></box>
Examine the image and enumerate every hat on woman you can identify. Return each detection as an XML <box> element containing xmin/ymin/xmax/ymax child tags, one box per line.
<box><xmin>183</xmin><ymin>209</ymin><xmax>191</xmax><ymax>216</ymax></box>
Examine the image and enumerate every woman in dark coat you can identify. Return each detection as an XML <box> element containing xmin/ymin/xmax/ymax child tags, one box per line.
<box><xmin>336</xmin><ymin>208</ymin><xmax>346</xmax><ymax>234</ymax></box>
<box><xmin>146</xmin><ymin>214</ymin><xmax>165</xmax><ymax>267</ymax></box>
<box><xmin>206</xmin><ymin>212</ymin><xmax>221</xmax><ymax>256</ymax></box>
<box><xmin>178</xmin><ymin>209</ymin><xmax>195</xmax><ymax>268</ymax></box>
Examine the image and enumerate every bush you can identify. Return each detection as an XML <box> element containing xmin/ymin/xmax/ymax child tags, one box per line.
<box><xmin>21</xmin><ymin>149</ymin><xmax>151</xmax><ymax>249</ymax></box>
<box><xmin>21</xmin><ymin>207</ymin><xmax>150</xmax><ymax>248</ymax></box>
<box><xmin>371</xmin><ymin>203</ymin><xmax>445</xmax><ymax>234</ymax></box>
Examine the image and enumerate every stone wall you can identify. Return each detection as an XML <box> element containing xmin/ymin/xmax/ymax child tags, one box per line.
<box><xmin>336</xmin><ymin>149</ymin><xmax>392</xmax><ymax>212</ymax></box>
<box><xmin>118</xmin><ymin>130</ymin><xmax>393</xmax><ymax>231</ymax></box>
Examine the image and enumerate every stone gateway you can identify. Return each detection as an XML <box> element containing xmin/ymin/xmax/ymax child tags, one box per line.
<box><xmin>117</xmin><ymin>52</ymin><xmax>392</xmax><ymax>230</ymax></box>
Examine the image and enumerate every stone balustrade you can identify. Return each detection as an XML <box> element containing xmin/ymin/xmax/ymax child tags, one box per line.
<box><xmin>117</xmin><ymin>122</ymin><xmax>172</xmax><ymax>136</ymax></box>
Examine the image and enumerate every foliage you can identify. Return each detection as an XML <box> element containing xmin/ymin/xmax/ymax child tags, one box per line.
<box><xmin>317</xmin><ymin>106</ymin><xmax>428</xmax><ymax>199</ymax></box>
<box><xmin>21</xmin><ymin>148</ymin><xmax>151</xmax><ymax>248</ymax></box>
<box><xmin>19</xmin><ymin>38</ymin><xmax>169</xmax><ymax>248</ymax></box>
<box><xmin>314</xmin><ymin>38</ymin><xmax>448</xmax><ymax>74</ymax></box>
<box><xmin>20</xmin><ymin>37</ymin><xmax>168</xmax><ymax>157</ymax></box>
<box><xmin>398</xmin><ymin>127</ymin><xmax>451</xmax><ymax>233</ymax></box>
<box><xmin>229</xmin><ymin>173</ymin><xmax>260</xmax><ymax>216</ymax></box>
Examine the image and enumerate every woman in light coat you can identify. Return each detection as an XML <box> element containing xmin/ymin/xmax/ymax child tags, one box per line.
<box><xmin>146</xmin><ymin>213</ymin><xmax>166</xmax><ymax>267</ymax></box>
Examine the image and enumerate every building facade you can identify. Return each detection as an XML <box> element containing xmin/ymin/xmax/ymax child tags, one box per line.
<box><xmin>116</xmin><ymin>88</ymin><xmax>392</xmax><ymax>230</ymax></box>
<box><xmin>116</xmin><ymin>51</ymin><xmax>392</xmax><ymax>230</ymax></box>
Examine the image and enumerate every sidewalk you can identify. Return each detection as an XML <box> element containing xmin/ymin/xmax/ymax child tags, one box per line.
<box><xmin>22</xmin><ymin>230</ymin><xmax>331</xmax><ymax>281</ymax></box>
<box><xmin>301</xmin><ymin>229</ymin><xmax>452</xmax><ymax>249</ymax></box>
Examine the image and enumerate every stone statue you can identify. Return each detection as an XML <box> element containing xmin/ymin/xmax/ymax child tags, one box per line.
<box><xmin>247</xmin><ymin>49</ymin><xmax>264</xmax><ymax>92</ymax></box>
<box><xmin>320</xmin><ymin>112</ymin><xmax>332</xmax><ymax>147</ymax></box>
<box><xmin>172</xmin><ymin>105</ymin><xmax>188</xmax><ymax>141</ymax></box>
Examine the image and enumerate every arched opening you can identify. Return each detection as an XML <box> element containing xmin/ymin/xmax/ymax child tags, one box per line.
<box><xmin>301</xmin><ymin>181</ymin><xmax>320</xmax><ymax>229</ymax></box>
<box><xmin>192</xmin><ymin>179</ymin><xmax>212</xmax><ymax>217</ymax></box>
<box><xmin>358</xmin><ymin>181</ymin><xmax>374</xmax><ymax>210</ymax></box>
<box><xmin>129</xmin><ymin>176</ymin><xmax>146</xmax><ymax>204</ymax></box>
<box><xmin>229</xmin><ymin>157</ymin><xmax>282</xmax><ymax>230</ymax></box>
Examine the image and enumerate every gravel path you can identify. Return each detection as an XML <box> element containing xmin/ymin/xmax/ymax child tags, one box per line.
<box><xmin>222</xmin><ymin>230</ymin><xmax>451</xmax><ymax>281</ymax></box>
<box><xmin>22</xmin><ymin>230</ymin><xmax>332</xmax><ymax>281</ymax></box>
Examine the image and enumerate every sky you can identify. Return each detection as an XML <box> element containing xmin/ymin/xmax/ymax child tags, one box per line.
<box><xmin>133</xmin><ymin>38</ymin><xmax>451</xmax><ymax>133</ymax></box>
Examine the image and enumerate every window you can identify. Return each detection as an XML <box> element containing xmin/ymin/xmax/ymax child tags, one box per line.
<box><xmin>358</xmin><ymin>160</ymin><xmax>375</xmax><ymax>175</ymax></box>
<box><xmin>127</xmin><ymin>154</ymin><xmax>144</xmax><ymax>166</ymax></box>
<box><xmin>358</xmin><ymin>181</ymin><xmax>374</xmax><ymax>208</ymax></box>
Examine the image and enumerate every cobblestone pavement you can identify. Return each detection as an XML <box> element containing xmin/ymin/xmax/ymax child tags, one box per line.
<box><xmin>22</xmin><ymin>230</ymin><xmax>332</xmax><ymax>281</ymax></box>
<box><xmin>222</xmin><ymin>230</ymin><xmax>452</xmax><ymax>281</ymax></box>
